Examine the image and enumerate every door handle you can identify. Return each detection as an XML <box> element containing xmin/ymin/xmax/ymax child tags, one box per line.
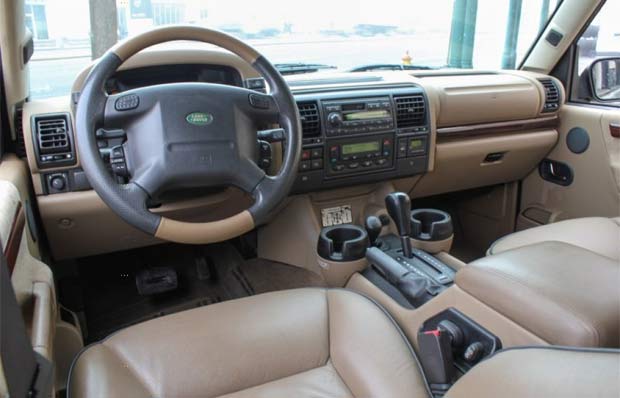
<box><xmin>610</xmin><ymin>123</ymin><xmax>620</xmax><ymax>138</ymax></box>
<box><xmin>539</xmin><ymin>159</ymin><xmax>573</xmax><ymax>186</ymax></box>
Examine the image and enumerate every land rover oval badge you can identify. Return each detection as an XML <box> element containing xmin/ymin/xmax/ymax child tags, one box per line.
<box><xmin>186</xmin><ymin>112</ymin><xmax>214</xmax><ymax>126</ymax></box>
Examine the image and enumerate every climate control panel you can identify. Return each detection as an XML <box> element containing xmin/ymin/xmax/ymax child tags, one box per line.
<box><xmin>326</xmin><ymin>135</ymin><xmax>394</xmax><ymax>176</ymax></box>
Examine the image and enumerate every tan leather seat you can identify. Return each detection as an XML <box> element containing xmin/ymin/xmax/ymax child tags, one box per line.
<box><xmin>446</xmin><ymin>347</ymin><xmax>620</xmax><ymax>398</ymax></box>
<box><xmin>68</xmin><ymin>288</ymin><xmax>431</xmax><ymax>398</ymax></box>
<box><xmin>488</xmin><ymin>217</ymin><xmax>620</xmax><ymax>261</ymax></box>
<box><xmin>459</xmin><ymin>242</ymin><xmax>620</xmax><ymax>347</ymax></box>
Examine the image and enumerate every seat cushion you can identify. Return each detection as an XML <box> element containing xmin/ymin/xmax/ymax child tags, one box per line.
<box><xmin>458</xmin><ymin>242</ymin><xmax>620</xmax><ymax>348</ymax></box>
<box><xmin>68</xmin><ymin>288</ymin><xmax>430</xmax><ymax>398</ymax></box>
<box><xmin>488</xmin><ymin>217</ymin><xmax>620</xmax><ymax>261</ymax></box>
<box><xmin>446</xmin><ymin>347</ymin><xmax>620</xmax><ymax>398</ymax></box>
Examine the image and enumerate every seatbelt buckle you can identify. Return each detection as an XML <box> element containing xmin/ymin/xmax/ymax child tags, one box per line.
<box><xmin>417</xmin><ymin>328</ymin><xmax>455</xmax><ymax>396</ymax></box>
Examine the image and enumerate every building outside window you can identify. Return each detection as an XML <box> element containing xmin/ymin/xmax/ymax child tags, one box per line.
<box><xmin>25</xmin><ymin>0</ymin><xmax>49</xmax><ymax>40</ymax></box>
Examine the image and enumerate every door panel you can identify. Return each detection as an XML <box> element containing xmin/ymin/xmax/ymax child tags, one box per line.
<box><xmin>0</xmin><ymin>155</ymin><xmax>57</xmax><ymax>360</ymax></box>
<box><xmin>519</xmin><ymin>105</ymin><xmax>620</xmax><ymax>228</ymax></box>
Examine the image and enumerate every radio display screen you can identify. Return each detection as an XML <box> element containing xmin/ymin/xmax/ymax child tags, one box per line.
<box><xmin>344</xmin><ymin>109</ymin><xmax>390</xmax><ymax>121</ymax></box>
<box><xmin>341</xmin><ymin>141</ymin><xmax>381</xmax><ymax>155</ymax></box>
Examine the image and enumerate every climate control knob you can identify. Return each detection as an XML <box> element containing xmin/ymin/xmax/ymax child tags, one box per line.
<box><xmin>327</xmin><ymin>112</ymin><xmax>343</xmax><ymax>127</ymax></box>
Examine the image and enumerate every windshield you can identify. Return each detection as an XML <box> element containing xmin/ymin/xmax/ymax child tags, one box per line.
<box><xmin>27</xmin><ymin>0</ymin><xmax>560</xmax><ymax>99</ymax></box>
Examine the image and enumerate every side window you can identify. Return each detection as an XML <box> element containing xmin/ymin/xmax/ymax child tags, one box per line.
<box><xmin>572</xmin><ymin>1</ymin><xmax>620</xmax><ymax>106</ymax></box>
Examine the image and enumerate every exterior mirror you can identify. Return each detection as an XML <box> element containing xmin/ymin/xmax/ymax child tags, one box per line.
<box><xmin>589</xmin><ymin>58</ymin><xmax>620</xmax><ymax>101</ymax></box>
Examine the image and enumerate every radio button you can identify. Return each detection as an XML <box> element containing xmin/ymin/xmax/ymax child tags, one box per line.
<box><xmin>376</xmin><ymin>158</ymin><xmax>388</xmax><ymax>166</ymax></box>
<box><xmin>348</xmin><ymin>162</ymin><xmax>360</xmax><ymax>169</ymax></box>
<box><xmin>333</xmin><ymin>164</ymin><xmax>345</xmax><ymax>172</ymax></box>
<box><xmin>362</xmin><ymin>160</ymin><xmax>373</xmax><ymax>167</ymax></box>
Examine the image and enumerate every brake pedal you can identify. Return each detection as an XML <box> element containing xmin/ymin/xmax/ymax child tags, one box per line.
<box><xmin>136</xmin><ymin>267</ymin><xmax>178</xmax><ymax>296</ymax></box>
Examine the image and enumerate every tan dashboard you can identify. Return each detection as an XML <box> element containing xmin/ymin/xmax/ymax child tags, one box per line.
<box><xmin>21</xmin><ymin>49</ymin><xmax>561</xmax><ymax>259</ymax></box>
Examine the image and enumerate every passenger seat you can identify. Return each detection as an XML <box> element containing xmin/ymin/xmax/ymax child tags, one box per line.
<box><xmin>488</xmin><ymin>217</ymin><xmax>620</xmax><ymax>261</ymax></box>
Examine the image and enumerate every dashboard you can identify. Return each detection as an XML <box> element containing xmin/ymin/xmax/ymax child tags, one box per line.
<box><xmin>20</xmin><ymin>49</ymin><xmax>564</xmax><ymax>260</ymax></box>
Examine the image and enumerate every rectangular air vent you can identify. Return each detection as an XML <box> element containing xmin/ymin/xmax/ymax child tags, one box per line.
<box><xmin>297</xmin><ymin>101</ymin><xmax>321</xmax><ymax>137</ymax></box>
<box><xmin>538</xmin><ymin>78</ymin><xmax>560</xmax><ymax>113</ymax></box>
<box><xmin>32</xmin><ymin>113</ymin><xmax>76</xmax><ymax>167</ymax></box>
<box><xmin>394</xmin><ymin>95</ymin><xmax>426</xmax><ymax>129</ymax></box>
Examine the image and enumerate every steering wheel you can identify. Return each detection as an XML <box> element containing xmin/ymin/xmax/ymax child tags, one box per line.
<box><xmin>75</xmin><ymin>26</ymin><xmax>301</xmax><ymax>244</ymax></box>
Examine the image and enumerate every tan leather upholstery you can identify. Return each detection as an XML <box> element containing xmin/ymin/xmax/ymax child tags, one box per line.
<box><xmin>457</xmin><ymin>242</ymin><xmax>620</xmax><ymax>347</ymax></box>
<box><xmin>446</xmin><ymin>347</ymin><xmax>620</xmax><ymax>398</ymax></box>
<box><xmin>68</xmin><ymin>288</ymin><xmax>430</xmax><ymax>398</ymax></box>
<box><xmin>489</xmin><ymin>217</ymin><xmax>620</xmax><ymax>261</ymax></box>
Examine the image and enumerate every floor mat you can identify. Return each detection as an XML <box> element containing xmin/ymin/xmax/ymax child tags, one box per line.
<box><xmin>63</xmin><ymin>243</ymin><xmax>325</xmax><ymax>343</ymax></box>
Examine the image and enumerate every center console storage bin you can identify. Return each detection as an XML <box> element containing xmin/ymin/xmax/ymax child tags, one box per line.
<box><xmin>456</xmin><ymin>241</ymin><xmax>620</xmax><ymax>348</ymax></box>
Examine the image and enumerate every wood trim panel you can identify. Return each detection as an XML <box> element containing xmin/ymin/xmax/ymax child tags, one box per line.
<box><xmin>437</xmin><ymin>116</ymin><xmax>559</xmax><ymax>138</ymax></box>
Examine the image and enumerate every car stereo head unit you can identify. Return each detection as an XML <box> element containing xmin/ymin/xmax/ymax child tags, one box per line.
<box><xmin>323</xmin><ymin>97</ymin><xmax>394</xmax><ymax>136</ymax></box>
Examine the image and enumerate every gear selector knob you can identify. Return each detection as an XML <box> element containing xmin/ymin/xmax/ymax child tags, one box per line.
<box><xmin>385</xmin><ymin>192</ymin><xmax>413</xmax><ymax>257</ymax></box>
<box><xmin>386</xmin><ymin>192</ymin><xmax>412</xmax><ymax>237</ymax></box>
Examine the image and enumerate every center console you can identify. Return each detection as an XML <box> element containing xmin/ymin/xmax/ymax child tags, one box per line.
<box><xmin>293</xmin><ymin>86</ymin><xmax>431</xmax><ymax>193</ymax></box>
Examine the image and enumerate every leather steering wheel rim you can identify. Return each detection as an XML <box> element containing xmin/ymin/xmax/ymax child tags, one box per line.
<box><xmin>75</xmin><ymin>26</ymin><xmax>302</xmax><ymax>244</ymax></box>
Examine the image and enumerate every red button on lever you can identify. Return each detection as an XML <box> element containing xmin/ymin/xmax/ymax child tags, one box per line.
<box><xmin>424</xmin><ymin>329</ymin><xmax>441</xmax><ymax>337</ymax></box>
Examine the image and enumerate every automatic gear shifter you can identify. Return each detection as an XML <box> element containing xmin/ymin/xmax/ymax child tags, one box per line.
<box><xmin>385</xmin><ymin>192</ymin><xmax>413</xmax><ymax>258</ymax></box>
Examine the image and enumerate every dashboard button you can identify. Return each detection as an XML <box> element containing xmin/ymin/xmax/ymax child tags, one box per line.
<box><xmin>362</xmin><ymin>160</ymin><xmax>373</xmax><ymax>167</ymax></box>
<box><xmin>299</xmin><ymin>160</ymin><xmax>311</xmax><ymax>171</ymax></box>
<box><xmin>311</xmin><ymin>148</ymin><xmax>323</xmax><ymax>159</ymax></box>
<box><xmin>311</xmin><ymin>159</ymin><xmax>323</xmax><ymax>170</ymax></box>
<box><xmin>301</xmin><ymin>150</ymin><xmax>311</xmax><ymax>161</ymax></box>
<box><xmin>348</xmin><ymin>162</ymin><xmax>360</xmax><ymax>169</ymax></box>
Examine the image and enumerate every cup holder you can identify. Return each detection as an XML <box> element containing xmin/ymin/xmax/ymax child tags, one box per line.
<box><xmin>410</xmin><ymin>209</ymin><xmax>453</xmax><ymax>241</ymax></box>
<box><xmin>317</xmin><ymin>224</ymin><xmax>369</xmax><ymax>262</ymax></box>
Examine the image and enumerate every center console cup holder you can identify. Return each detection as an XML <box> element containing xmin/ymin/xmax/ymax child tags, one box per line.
<box><xmin>317</xmin><ymin>224</ymin><xmax>369</xmax><ymax>287</ymax></box>
<box><xmin>410</xmin><ymin>209</ymin><xmax>454</xmax><ymax>253</ymax></box>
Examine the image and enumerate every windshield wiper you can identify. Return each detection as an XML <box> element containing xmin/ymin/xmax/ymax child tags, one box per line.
<box><xmin>275</xmin><ymin>63</ymin><xmax>337</xmax><ymax>75</ymax></box>
<box><xmin>349</xmin><ymin>64</ymin><xmax>436</xmax><ymax>72</ymax></box>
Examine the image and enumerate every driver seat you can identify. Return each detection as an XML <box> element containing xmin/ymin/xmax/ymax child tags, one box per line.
<box><xmin>68</xmin><ymin>288</ymin><xmax>430</xmax><ymax>397</ymax></box>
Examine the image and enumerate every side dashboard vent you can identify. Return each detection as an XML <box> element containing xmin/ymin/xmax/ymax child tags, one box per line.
<box><xmin>297</xmin><ymin>101</ymin><xmax>321</xmax><ymax>137</ymax></box>
<box><xmin>32</xmin><ymin>113</ymin><xmax>76</xmax><ymax>167</ymax></box>
<box><xmin>14</xmin><ymin>107</ymin><xmax>27</xmax><ymax>158</ymax></box>
<box><xmin>538</xmin><ymin>78</ymin><xmax>560</xmax><ymax>113</ymax></box>
<box><xmin>394</xmin><ymin>95</ymin><xmax>426</xmax><ymax>129</ymax></box>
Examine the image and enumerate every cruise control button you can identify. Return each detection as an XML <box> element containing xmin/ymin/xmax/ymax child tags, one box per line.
<box><xmin>249</xmin><ymin>93</ymin><xmax>271</xmax><ymax>109</ymax></box>
<box><xmin>114</xmin><ymin>94</ymin><xmax>139</xmax><ymax>111</ymax></box>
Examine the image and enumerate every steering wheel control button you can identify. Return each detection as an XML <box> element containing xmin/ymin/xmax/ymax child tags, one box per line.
<box><xmin>114</xmin><ymin>94</ymin><xmax>139</xmax><ymax>111</ymax></box>
<box><xmin>249</xmin><ymin>93</ymin><xmax>271</xmax><ymax>109</ymax></box>
<box><xmin>109</xmin><ymin>145</ymin><xmax>129</xmax><ymax>177</ymax></box>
